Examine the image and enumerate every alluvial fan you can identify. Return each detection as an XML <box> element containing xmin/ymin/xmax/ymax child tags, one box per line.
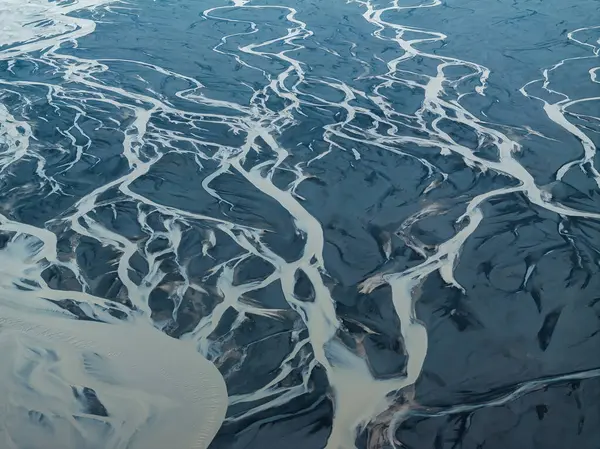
<box><xmin>0</xmin><ymin>0</ymin><xmax>599</xmax><ymax>448</ymax></box>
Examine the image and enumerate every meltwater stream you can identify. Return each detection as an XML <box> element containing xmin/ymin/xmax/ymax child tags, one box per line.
<box><xmin>0</xmin><ymin>0</ymin><xmax>599</xmax><ymax>448</ymax></box>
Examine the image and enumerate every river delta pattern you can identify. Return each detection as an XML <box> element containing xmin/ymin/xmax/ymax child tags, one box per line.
<box><xmin>0</xmin><ymin>0</ymin><xmax>599</xmax><ymax>448</ymax></box>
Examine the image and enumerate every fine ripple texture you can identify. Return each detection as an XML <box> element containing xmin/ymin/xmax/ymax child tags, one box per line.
<box><xmin>0</xmin><ymin>0</ymin><xmax>599</xmax><ymax>448</ymax></box>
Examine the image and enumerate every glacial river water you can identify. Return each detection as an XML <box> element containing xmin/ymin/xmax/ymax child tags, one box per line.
<box><xmin>0</xmin><ymin>0</ymin><xmax>599</xmax><ymax>448</ymax></box>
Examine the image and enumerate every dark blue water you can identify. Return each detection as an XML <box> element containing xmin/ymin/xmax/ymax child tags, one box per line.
<box><xmin>0</xmin><ymin>0</ymin><xmax>599</xmax><ymax>448</ymax></box>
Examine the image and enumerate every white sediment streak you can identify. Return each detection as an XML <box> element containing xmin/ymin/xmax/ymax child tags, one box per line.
<box><xmin>0</xmin><ymin>234</ymin><xmax>227</xmax><ymax>449</ymax></box>
<box><xmin>200</xmin><ymin>1</ymin><xmax>600</xmax><ymax>448</ymax></box>
<box><xmin>2</xmin><ymin>0</ymin><xmax>598</xmax><ymax>448</ymax></box>
<box><xmin>0</xmin><ymin>1</ymin><xmax>228</xmax><ymax>448</ymax></box>
<box><xmin>521</xmin><ymin>26</ymin><xmax>600</xmax><ymax>188</ymax></box>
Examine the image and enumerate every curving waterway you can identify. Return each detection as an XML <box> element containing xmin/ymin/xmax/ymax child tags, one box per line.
<box><xmin>0</xmin><ymin>0</ymin><xmax>599</xmax><ymax>448</ymax></box>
